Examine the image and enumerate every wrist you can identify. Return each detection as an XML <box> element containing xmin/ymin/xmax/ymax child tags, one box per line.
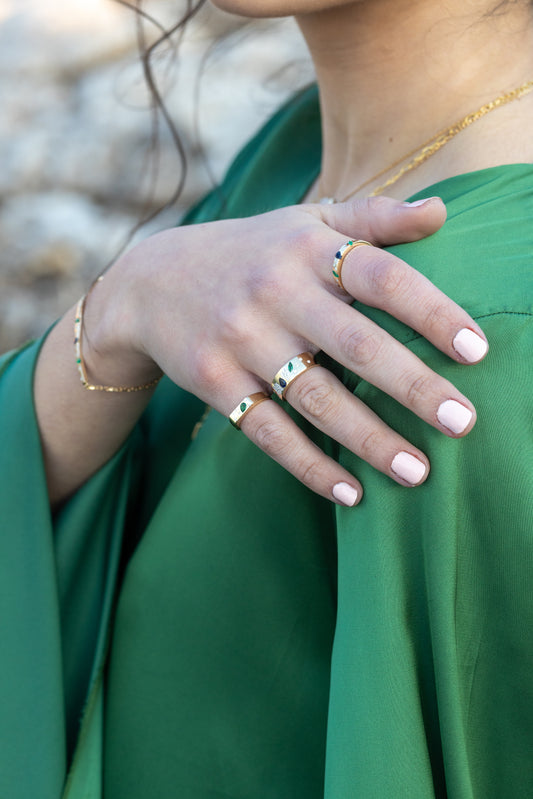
<box><xmin>80</xmin><ymin>271</ymin><xmax>163</xmax><ymax>390</ymax></box>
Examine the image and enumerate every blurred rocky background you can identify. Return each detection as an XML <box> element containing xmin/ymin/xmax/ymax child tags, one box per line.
<box><xmin>0</xmin><ymin>0</ymin><xmax>313</xmax><ymax>352</ymax></box>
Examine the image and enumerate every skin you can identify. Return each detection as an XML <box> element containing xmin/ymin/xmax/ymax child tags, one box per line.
<box><xmin>211</xmin><ymin>0</ymin><xmax>357</xmax><ymax>16</ymax></box>
<box><xmin>35</xmin><ymin>0</ymin><xmax>533</xmax><ymax>507</ymax></box>
<box><xmin>212</xmin><ymin>0</ymin><xmax>533</xmax><ymax>201</ymax></box>
<box><xmin>295</xmin><ymin>0</ymin><xmax>533</xmax><ymax>201</ymax></box>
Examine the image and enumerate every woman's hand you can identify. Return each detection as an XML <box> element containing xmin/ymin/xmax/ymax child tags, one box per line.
<box><xmin>90</xmin><ymin>195</ymin><xmax>487</xmax><ymax>506</ymax></box>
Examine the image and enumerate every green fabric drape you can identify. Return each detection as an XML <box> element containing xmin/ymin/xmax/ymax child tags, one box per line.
<box><xmin>1</xmin><ymin>85</ymin><xmax>532</xmax><ymax>798</ymax></box>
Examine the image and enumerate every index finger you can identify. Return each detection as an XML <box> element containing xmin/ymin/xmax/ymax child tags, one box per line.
<box><xmin>338</xmin><ymin>245</ymin><xmax>488</xmax><ymax>364</ymax></box>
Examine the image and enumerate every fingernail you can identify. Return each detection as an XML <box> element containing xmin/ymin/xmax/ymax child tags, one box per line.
<box><xmin>403</xmin><ymin>196</ymin><xmax>441</xmax><ymax>207</ymax></box>
<box><xmin>437</xmin><ymin>399</ymin><xmax>473</xmax><ymax>434</ymax></box>
<box><xmin>333</xmin><ymin>482</ymin><xmax>359</xmax><ymax>506</ymax></box>
<box><xmin>453</xmin><ymin>328</ymin><xmax>488</xmax><ymax>363</ymax></box>
<box><xmin>391</xmin><ymin>451</ymin><xmax>427</xmax><ymax>485</ymax></box>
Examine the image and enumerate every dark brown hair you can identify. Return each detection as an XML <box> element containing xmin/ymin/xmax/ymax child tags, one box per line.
<box><xmin>112</xmin><ymin>0</ymin><xmax>207</xmax><ymax>235</ymax></box>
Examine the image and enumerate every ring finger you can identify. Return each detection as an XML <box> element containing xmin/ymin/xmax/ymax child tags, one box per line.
<box><xmin>281</xmin><ymin>363</ymin><xmax>430</xmax><ymax>487</ymax></box>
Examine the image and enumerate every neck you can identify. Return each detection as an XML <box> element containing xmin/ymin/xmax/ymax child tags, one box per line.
<box><xmin>297</xmin><ymin>0</ymin><xmax>533</xmax><ymax>200</ymax></box>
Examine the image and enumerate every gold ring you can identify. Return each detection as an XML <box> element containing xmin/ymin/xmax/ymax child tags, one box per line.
<box><xmin>229</xmin><ymin>392</ymin><xmax>270</xmax><ymax>429</ymax></box>
<box><xmin>332</xmin><ymin>240</ymin><xmax>373</xmax><ymax>292</ymax></box>
<box><xmin>271</xmin><ymin>352</ymin><xmax>317</xmax><ymax>400</ymax></box>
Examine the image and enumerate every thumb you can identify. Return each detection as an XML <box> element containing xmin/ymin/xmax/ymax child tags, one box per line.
<box><xmin>314</xmin><ymin>194</ymin><xmax>447</xmax><ymax>247</ymax></box>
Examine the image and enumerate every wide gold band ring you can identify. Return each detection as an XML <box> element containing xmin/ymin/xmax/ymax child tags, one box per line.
<box><xmin>271</xmin><ymin>352</ymin><xmax>317</xmax><ymax>400</ymax></box>
<box><xmin>229</xmin><ymin>392</ymin><xmax>270</xmax><ymax>429</ymax></box>
<box><xmin>332</xmin><ymin>239</ymin><xmax>373</xmax><ymax>292</ymax></box>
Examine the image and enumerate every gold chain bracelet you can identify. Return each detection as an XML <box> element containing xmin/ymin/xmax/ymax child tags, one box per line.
<box><xmin>74</xmin><ymin>277</ymin><xmax>162</xmax><ymax>393</ymax></box>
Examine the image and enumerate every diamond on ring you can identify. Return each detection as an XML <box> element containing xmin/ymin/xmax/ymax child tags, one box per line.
<box><xmin>332</xmin><ymin>239</ymin><xmax>373</xmax><ymax>292</ymax></box>
<box><xmin>271</xmin><ymin>352</ymin><xmax>317</xmax><ymax>400</ymax></box>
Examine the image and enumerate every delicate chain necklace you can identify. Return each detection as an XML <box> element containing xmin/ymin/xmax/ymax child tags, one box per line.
<box><xmin>317</xmin><ymin>78</ymin><xmax>533</xmax><ymax>204</ymax></box>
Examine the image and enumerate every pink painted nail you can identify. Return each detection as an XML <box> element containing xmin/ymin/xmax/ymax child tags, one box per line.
<box><xmin>391</xmin><ymin>451</ymin><xmax>427</xmax><ymax>485</ymax></box>
<box><xmin>437</xmin><ymin>400</ymin><xmax>473</xmax><ymax>434</ymax></box>
<box><xmin>403</xmin><ymin>196</ymin><xmax>441</xmax><ymax>207</ymax></box>
<box><xmin>453</xmin><ymin>328</ymin><xmax>488</xmax><ymax>363</ymax></box>
<box><xmin>333</xmin><ymin>482</ymin><xmax>359</xmax><ymax>506</ymax></box>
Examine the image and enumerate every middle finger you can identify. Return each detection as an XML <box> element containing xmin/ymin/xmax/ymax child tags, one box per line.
<box><xmin>292</xmin><ymin>291</ymin><xmax>476</xmax><ymax>438</ymax></box>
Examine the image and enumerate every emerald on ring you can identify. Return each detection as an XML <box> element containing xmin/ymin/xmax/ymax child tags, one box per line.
<box><xmin>271</xmin><ymin>352</ymin><xmax>317</xmax><ymax>400</ymax></box>
<box><xmin>332</xmin><ymin>239</ymin><xmax>373</xmax><ymax>292</ymax></box>
<box><xmin>229</xmin><ymin>392</ymin><xmax>270</xmax><ymax>429</ymax></box>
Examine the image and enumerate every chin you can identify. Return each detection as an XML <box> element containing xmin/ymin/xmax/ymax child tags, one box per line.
<box><xmin>209</xmin><ymin>0</ymin><xmax>356</xmax><ymax>18</ymax></box>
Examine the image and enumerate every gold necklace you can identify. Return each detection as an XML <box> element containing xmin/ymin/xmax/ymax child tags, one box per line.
<box><xmin>318</xmin><ymin>78</ymin><xmax>533</xmax><ymax>203</ymax></box>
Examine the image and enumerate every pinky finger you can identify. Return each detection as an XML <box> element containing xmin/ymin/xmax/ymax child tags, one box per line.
<box><xmin>239</xmin><ymin>398</ymin><xmax>362</xmax><ymax>507</ymax></box>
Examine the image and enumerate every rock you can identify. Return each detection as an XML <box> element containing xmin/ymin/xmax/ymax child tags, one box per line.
<box><xmin>0</xmin><ymin>0</ymin><xmax>313</xmax><ymax>353</ymax></box>
<box><xmin>0</xmin><ymin>192</ymin><xmax>132</xmax><ymax>280</ymax></box>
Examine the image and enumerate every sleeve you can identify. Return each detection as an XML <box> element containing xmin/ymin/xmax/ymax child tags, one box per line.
<box><xmin>0</xmin><ymin>329</ymin><xmax>206</xmax><ymax>799</ymax></box>
<box><xmin>0</xmin><ymin>87</ymin><xmax>318</xmax><ymax>797</ymax></box>
<box><xmin>0</xmin><ymin>337</ymin><xmax>142</xmax><ymax>799</ymax></box>
<box><xmin>325</xmin><ymin>311</ymin><xmax>533</xmax><ymax>796</ymax></box>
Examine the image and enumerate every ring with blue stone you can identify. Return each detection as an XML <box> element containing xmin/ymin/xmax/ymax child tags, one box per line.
<box><xmin>271</xmin><ymin>352</ymin><xmax>317</xmax><ymax>400</ymax></box>
<box><xmin>332</xmin><ymin>239</ymin><xmax>373</xmax><ymax>292</ymax></box>
<box><xmin>229</xmin><ymin>392</ymin><xmax>270</xmax><ymax>429</ymax></box>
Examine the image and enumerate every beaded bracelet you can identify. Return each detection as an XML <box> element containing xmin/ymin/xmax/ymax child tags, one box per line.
<box><xmin>74</xmin><ymin>277</ymin><xmax>162</xmax><ymax>393</ymax></box>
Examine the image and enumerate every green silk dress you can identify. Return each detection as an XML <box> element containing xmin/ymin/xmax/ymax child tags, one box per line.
<box><xmin>1</xmin><ymin>87</ymin><xmax>532</xmax><ymax>798</ymax></box>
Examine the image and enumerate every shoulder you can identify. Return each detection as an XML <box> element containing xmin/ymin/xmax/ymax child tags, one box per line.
<box><xmin>401</xmin><ymin>164</ymin><xmax>533</xmax><ymax>320</ymax></box>
<box><xmin>342</xmin><ymin>165</ymin><xmax>533</xmax><ymax>369</ymax></box>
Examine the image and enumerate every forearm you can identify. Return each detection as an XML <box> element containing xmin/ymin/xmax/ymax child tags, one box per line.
<box><xmin>34</xmin><ymin>276</ymin><xmax>160</xmax><ymax>508</ymax></box>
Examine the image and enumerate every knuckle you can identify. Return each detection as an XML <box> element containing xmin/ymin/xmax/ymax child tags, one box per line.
<box><xmin>422</xmin><ymin>299</ymin><xmax>454</xmax><ymax>332</ymax></box>
<box><xmin>291</xmin><ymin>378</ymin><xmax>337</xmax><ymax>422</ymax></box>
<box><xmin>298</xmin><ymin>457</ymin><xmax>323</xmax><ymax>489</ymax></box>
<box><xmin>192</xmin><ymin>348</ymin><xmax>226</xmax><ymax>394</ymax></box>
<box><xmin>359</xmin><ymin>195</ymin><xmax>393</xmax><ymax>238</ymax></box>
<box><xmin>336</xmin><ymin>324</ymin><xmax>382</xmax><ymax>367</ymax></box>
<box><xmin>366</xmin><ymin>255</ymin><xmax>405</xmax><ymax>300</ymax></box>
<box><xmin>244</xmin><ymin>222</ymin><xmax>321</xmax><ymax>307</ymax></box>
<box><xmin>216</xmin><ymin>305</ymin><xmax>250</xmax><ymax>347</ymax></box>
<box><xmin>253</xmin><ymin>417</ymin><xmax>289</xmax><ymax>457</ymax></box>
<box><xmin>404</xmin><ymin>373</ymin><xmax>433</xmax><ymax>406</ymax></box>
<box><xmin>356</xmin><ymin>428</ymin><xmax>382</xmax><ymax>462</ymax></box>
<box><xmin>365</xmin><ymin>194</ymin><xmax>391</xmax><ymax>217</ymax></box>
<box><xmin>242</xmin><ymin>263</ymin><xmax>280</xmax><ymax>307</ymax></box>
<box><xmin>287</xmin><ymin>223</ymin><xmax>321</xmax><ymax>258</ymax></box>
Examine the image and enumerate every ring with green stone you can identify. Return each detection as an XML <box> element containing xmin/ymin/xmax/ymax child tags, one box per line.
<box><xmin>271</xmin><ymin>352</ymin><xmax>317</xmax><ymax>400</ymax></box>
<box><xmin>229</xmin><ymin>392</ymin><xmax>270</xmax><ymax>429</ymax></box>
<box><xmin>332</xmin><ymin>239</ymin><xmax>373</xmax><ymax>292</ymax></box>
